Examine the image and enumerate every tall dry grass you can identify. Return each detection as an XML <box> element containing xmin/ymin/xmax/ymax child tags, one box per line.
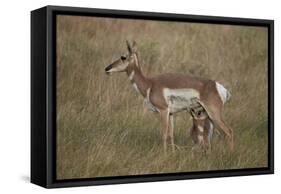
<box><xmin>56</xmin><ymin>15</ymin><xmax>268</xmax><ymax>179</ymax></box>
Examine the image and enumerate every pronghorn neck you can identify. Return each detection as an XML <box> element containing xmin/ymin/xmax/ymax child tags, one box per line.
<box><xmin>126</xmin><ymin>63</ymin><xmax>151</xmax><ymax>97</ymax></box>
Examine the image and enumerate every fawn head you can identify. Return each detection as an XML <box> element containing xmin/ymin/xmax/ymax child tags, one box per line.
<box><xmin>190</xmin><ymin>108</ymin><xmax>208</xmax><ymax>120</ymax></box>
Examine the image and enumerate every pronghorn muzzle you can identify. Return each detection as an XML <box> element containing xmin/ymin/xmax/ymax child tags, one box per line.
<box><xmin>105</xmin><ymin>58</ymin><xmax>129</xmax><ymax>74</ymax></box>
<box><xmin>105</xmin><ymin>63</ymin><xmax>113</xmax><ymax>74</ymax></box>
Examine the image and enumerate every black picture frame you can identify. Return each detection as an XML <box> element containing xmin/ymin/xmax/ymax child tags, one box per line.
<box><xmin>31</xmin><ymin>5</ymin><xmax>274</xmax><ymax>188</ymax></box>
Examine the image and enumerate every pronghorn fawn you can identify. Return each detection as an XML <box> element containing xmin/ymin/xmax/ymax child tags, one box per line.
<box><xmin>105</xmin><ymin>41</ymin><xmax>233</xmax><ymax>152</ymax></box>
<box><xmin>189</xmin><ymin>105</ymin><xmax>214</xmax><ymax>152</ymax></box>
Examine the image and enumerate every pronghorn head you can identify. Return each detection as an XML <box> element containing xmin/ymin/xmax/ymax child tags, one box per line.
<box><xmin>105</xmin><ymin>41</ymin><xmax>139</xmax><ymax>75</ymax></box>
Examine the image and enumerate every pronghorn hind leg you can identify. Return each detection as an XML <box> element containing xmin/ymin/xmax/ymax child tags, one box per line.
<box><xmin>169</xmin><ymin>114</ymin><xmax>175</xmax><ymax>152</ymax></box>
<box><xmin>213</xmin><ymin>115</ymin><xmax>234</xmax><ymax>151</ymax></box>
<box><xmin>159</xmin><ymin>109</ymin><xmax>169</xmax><ymax>153</ymax></box>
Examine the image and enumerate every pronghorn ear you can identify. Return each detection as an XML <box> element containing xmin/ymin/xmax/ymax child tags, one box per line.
<box><xmin>131</xmin><ymin>41</ymin><xmax>137</xmax><ymax>53</ymax></box>
<box><xmin>126</xmin><ymin>40</ymin><xmax>132</xmax><ymax>54</ymax></box>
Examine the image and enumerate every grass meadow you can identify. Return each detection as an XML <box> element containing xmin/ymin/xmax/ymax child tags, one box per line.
<box><xmin>56</xmin><ymin>15</ymin><xmax>268</xmax><ymax>179</ymax></box>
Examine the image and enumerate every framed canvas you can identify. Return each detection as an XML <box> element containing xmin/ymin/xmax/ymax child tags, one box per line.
<box><xmin>31</xmin><ymin>5</ymin><xmax>274</xmax><ymax>188</ymax></box>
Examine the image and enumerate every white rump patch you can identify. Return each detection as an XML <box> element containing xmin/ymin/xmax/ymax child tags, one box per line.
<box><xmin>215</xmin><ymin>82</ymin><xmax>230</xmax><ymax>104</ymax></box>
<box><xmin>163</xmin><ymin>88</ymin><xmax>200</xmax><ymax>113</ymax></box>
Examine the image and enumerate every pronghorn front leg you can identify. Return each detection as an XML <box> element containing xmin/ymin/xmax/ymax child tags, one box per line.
<box><xmin>160</xmin><ymin>109</ymin><xmax>169</xmax><ymax>152</ymax></box>
<box><xmin>169</xmin><ymin>114</ymin><xmax>175</xmax><ymax>152</ymax></box>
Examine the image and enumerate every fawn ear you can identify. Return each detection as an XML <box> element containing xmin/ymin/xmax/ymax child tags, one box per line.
<box><xmin>131</xmin><ymin>41</ymin><xmax>137</xmax><ymax>53</ymax></box>
<box><xmin>190</xmin><ymin>108</ymin><xmax>195</xmax><ymax>116</ymax></box>
<box><xmin>126</xmin><ymin>40</ymin><xmax>132</xmax><ymax>54</ymax></box>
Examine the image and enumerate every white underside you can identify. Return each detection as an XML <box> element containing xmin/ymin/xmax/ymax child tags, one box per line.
<box><xmin>163</xmin><ymin>88</ymin><xmax>200</xmax><ymax>113</ymax></box>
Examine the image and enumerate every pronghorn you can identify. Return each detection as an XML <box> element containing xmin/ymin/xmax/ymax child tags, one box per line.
<box><xmin>190</xmin><ymin>106</ymin><xmax>214</xmax><ymax>151</ymax></box>
<box><xmin>105</xmin><ymin>41</ymin><xmax>233</xmax><ymax>152</ymax></box>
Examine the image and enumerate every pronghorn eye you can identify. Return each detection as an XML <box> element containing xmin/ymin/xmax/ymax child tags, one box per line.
<box><xmin>121</xmin><ymin>55</ymin><xmax>126</xmax><ymax>60</ymax></box>
<box><xmin>198</xmin><ymin>111</ymin><xmax>201</xmax><ymax>116</ymax></box>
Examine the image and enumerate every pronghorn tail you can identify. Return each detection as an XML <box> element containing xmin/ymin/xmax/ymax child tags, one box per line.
<box><xmin>215</xmin><ymin>82</ymin><xmax>231</xmax><ymax>104</ymax></box>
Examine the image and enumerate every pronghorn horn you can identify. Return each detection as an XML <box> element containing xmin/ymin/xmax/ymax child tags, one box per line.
<box><xmin>126</xmin><ymin>40</ymin><xmax>132</xmax><ymax>53</ymax></box>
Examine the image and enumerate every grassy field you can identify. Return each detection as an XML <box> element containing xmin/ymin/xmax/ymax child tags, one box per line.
<box><xmin>56</xmin><ymin>15</ymin><xmax>268</xmax><ymax>179</ymax></box>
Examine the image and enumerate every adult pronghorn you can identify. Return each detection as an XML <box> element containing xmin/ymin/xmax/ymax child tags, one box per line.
<box><xmin>105</xmin><ymin>41</ymin><xmax>233</xmax><ymax>152</ymax></box>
